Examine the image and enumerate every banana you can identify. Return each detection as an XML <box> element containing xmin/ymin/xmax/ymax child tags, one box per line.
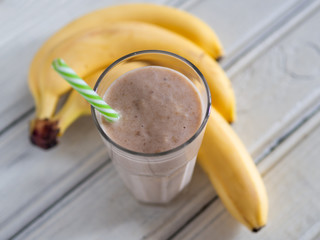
<box><xmin>29</xmin><ymin>3</ymin><xmax>223</xmax><ymax>114</ymax></box>
<box><xmin>31</xmin><ymin>3</ymin><xmax>222</xmax><ymax>74</ymax></box>
<box><xmin>30</xmin><ymin>21</ymin><xmax>234</xmax><ymax>123</ymax></box>
<box><xmin>30</xmin><ymin>70</ymin><xmax>102</xmax><ymax>149</ymax></box>
<box><xmin>198</xmin><ymin>109</ymin><xmax>268</xmax><ymax>231</ymax></box>
<box><xmin>31</xmin><ymin>62</ymin><xmax>147</xmax><ymax>148</ymax></box>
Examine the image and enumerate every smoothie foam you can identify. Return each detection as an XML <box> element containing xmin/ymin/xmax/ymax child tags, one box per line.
<box><xmin>101</xmin><ymin>66</ymin><xmax>202</xmax><ymax>154</ymax></box>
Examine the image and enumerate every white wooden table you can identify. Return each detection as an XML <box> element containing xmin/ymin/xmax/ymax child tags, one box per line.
<box><xmin>1</xmin><ymin>0</ymin><xmax>320</xmax><ymax>239</ymax></box>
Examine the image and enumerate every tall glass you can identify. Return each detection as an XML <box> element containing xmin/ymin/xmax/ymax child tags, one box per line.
<box><xmin>92</xmin><ymin>50</ymin><xmax>211</xmax><ymax>204</ymax></box>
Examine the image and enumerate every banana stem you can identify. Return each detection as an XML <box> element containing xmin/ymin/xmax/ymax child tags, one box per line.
<box><xmin>28</xmin><ymin>78</ymin><xmax>40</xmax><ymax>116</ymax></box>
<box><xmin>37</xmin><ymin>92</ymin><xmax>60</xmax><ymax>119</ymax></box>
<box><xmin>53</xmin><ymin>91</ymin><xmax>90</xmax><ymax>136</ymax></box>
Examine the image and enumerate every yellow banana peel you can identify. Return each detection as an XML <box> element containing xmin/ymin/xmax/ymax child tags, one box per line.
<box><xmin>198</xmin><ymin>109</ymin><xmax>268</xmax><ymax>231</ymax></box>
<box><xmin>30</xmin><ymin>21</ymin><xmax>234</xmax><ymax>122</ymax></box>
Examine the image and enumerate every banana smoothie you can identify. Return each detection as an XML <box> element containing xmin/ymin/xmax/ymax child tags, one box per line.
<box><xmin>92</xmin><ymin>51</ymin><xmax>210</xmax><ymax>204</ymax></box>
<box><xmin>99</xmin><ymin>66</ymin><xmax>203</xmax><ymax>203</ymax></box>
<box><xmin>102</xmin><ymin>66</ymin><xmax>202</xmax><ymax>153</ymax></box>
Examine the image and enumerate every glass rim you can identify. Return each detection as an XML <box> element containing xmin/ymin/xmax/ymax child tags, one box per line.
<box><xmin>91</xmin><ymin>50</ymin><xmax>211</xmax><ymax>158</ymax></box>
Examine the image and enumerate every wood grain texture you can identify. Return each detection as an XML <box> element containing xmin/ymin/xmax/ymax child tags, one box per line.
<box><xmin>231</xmin><ymin>0</ymin><xmax>320</xmax><ymax>159</ymax></box>
<box><xmin>0</xmin><ymin>0</ymin><xmax>302</xmax><ymax>132</ymax></box>
<box><xmin>14</xmin><ymin>165</ymin><xmax>214</xmax><ymax>240</ymax></box>
<box><xmin>186</xmin><ymin>0</ymin><xmax>304</xmax><ymax>57</ymax></box>
<box><xmin>174</xmin><ymin>108</ymin><xmax>320</xmax><ymax>240</ymax></box>
<box><xmin>11</xmin><ymin>5</ymin><xmax>320</xmax><ymax>239</ymax></box>
<box><xmin>0</xmin><ymin>116</ymin><xmax>109</xmax><ymax>240</ymax></box>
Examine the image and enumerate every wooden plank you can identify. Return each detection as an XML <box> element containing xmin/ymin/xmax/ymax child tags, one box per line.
<box><xmin>229</xmin><ymin>0</ymin><xmax>320</xmax><ymax>159</ymax></box>
<box><xmin>0</xmin><ymin>116</ymin><xmax>110</xmax><ymax>240</ymax></box>
<box><xmin>185</xmin><ymin>0</ymin><xmax>306</xmax><ymax>57</ymax></box>
<box><xmin>0</xmin><ymin>0</ymin><xmax>303</xmax><ymax>132</ymax></box>
<box><xmin>10</xmin><ymin>4</ymin><xmax>320</xmax><ymax>240</ymax></box>
<box><xmin>173</xmin><ymin>107</ymin><xmax>320</xmax><ymax>240</ymax></box>
<box><xmin>13</xmin><ymin>165</ymin><xmax>214</xmax><ymax>240</ymax></box>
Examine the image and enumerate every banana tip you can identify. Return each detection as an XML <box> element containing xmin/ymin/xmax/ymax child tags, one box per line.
<box><xmin>216</xmin><ymin>56</ymin><xmax>224</xmax><ymax>62</ymax></box>
<box><xmin>252</xmin><ymin>226</ymin><xmax>265</xmax><ymax>233</ymax></box>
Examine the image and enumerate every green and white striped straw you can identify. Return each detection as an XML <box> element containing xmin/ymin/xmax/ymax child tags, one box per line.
<box><xmin>52</xmin><ymin>58</ymin><xmax>119</xmax><ymax>122</ymax></box>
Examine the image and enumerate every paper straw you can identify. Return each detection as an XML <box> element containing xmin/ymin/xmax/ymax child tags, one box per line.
<box><xmin>52</xmin><ymin>58</ymin><xmax>119</xmax><ymax>122</ymax></box>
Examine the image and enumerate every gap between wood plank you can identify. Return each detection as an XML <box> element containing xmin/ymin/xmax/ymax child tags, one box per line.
<box><xmin>0</xmin><ymin>107</ymin><xmax>34</xmax><ymax>136</ymax></box>
<box><xmin>8</xmin><ymin>159</ymin><xmax>111</xmax><ymax>240</ymax></box>
<box><xmin>258</xmin><ymin>105</ymin><xmax>320</xmax><ymax>177</ymax></box>
<box><xmin>226</xmin><ymin>0</ymin><xmax>320</xmax><ymax>78</ymax></box>
<box><xmin>165</xmin><ymin>196</ymin><xmax>219</xmax><ymax>240</ymax></box>
<box><xmin>221</xmin><ymin>0</ymin><xmax>316</xmax><ymax>70</ymax></box>
<box><xmin>255</xmin><ymin>99</ymin><xmax>320</xmax><ymax>165</ymax></box>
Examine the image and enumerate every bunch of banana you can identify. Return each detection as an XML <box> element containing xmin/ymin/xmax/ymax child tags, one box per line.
<box><xmin>28</xmin><ymin>3</ymin><xmax>268</xmax><ymax>232</ymax></box>
<box><xmin>29</xmin><ymin>3</ymin><xmax>224</xmax><ymax>118</ymax></box>
<box><xmin>29</xmin><ymin>22</ymin><xmax>234</xmax><ymax>146</ymax></box>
